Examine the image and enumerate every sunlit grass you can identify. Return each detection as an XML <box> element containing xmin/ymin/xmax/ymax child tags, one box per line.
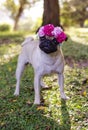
<box><xmin>0</xmin><ymin>43</ymin><xmax>21</xmax><ymax>65</ymax></box>
<box><xmin>66</xmin><ymin>27</ymin><xmax>88</xmax><ymax>44</ymax></box>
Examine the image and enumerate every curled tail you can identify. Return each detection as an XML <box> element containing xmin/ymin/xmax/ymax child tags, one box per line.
<box><xmin>21</xmin><ymin>37</ymin><xmax>34</xmax><ymax>46</ymax></box>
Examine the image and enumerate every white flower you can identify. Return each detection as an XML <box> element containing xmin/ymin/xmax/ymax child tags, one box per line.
<box><xmin>52</xmin><ymin>27</ymin><xmax>63</xmax><ymax>38</ymax></box>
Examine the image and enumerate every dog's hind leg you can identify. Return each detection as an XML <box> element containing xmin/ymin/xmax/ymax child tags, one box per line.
<box><xmin>14</xmin><ymin>54</ymin><xmax>26</xmax><ymax>96</ymax></box>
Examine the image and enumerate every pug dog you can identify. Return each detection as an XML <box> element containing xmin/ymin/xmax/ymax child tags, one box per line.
<box><xmin>14</xmin><ymin>25</ymin><xmax>69</xmax><ymax>104</ymax></box>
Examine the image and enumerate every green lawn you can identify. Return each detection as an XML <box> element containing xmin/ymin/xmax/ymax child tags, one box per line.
<box><xmin>0</xmin><ymin>28</ymin><xmax>88</xmax><ymax>130</ymax></box>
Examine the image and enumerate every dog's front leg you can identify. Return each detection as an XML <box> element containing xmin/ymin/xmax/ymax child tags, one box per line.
<box><xmin>58</xmin><ymin>73</ymin><xmax>69</xmax><ymax>100</ymax></box>
<box><xmin>34</xmin><ymin>73</ymin><xmax>41</xmax><ymax>104</ymax></box>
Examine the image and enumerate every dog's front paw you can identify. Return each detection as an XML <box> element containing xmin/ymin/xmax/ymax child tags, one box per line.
<box><xmin>42</xmin><ymin>85</ymin><xmax>49</xmax><ymax>89</ymax></box>
<box><xmin>14</xmin><ymin>91</ymin><xmax>19</xmax><ymax>96</ymax></box>
<box><xmin>34</xmin><ymin>100</ymin><xmax>40</xmax><ymax>105</ymax></box>
<box><xmin>61</xmin><ymin>94</ymin><xmax>69</xmax><ymax>100</ymax></box>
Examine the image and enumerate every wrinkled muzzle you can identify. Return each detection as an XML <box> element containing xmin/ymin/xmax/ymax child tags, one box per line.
<box><xmin>39</xmin><ymin>36</ymin><xmax>59</xmax><ymax>54</ymax></box>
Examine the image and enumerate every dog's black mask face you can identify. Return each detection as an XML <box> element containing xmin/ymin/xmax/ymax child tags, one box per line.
<box><xmin>39</xmin><ymin>36</ymin><xmax>59</xmax><ymax>54</ymax></box>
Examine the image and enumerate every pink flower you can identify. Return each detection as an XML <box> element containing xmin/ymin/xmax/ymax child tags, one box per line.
<box><xmin>52</xmin><ymin>27</ymin><xmax>63</xmax><ymax>38</ymax></box>
<box><xmin>38</xmin><ymin>26</ymin><xmax>45</xmax><ymax>37</ymax></box>
<box><xmin>56</xmin><ymin>32</ymin><xmax>67</xmax><ymax>43</ymax></box>
<box><xmin>43</xmin><ymin>24</ymin><xmax>54</xmax><ymax>36</ymax></box>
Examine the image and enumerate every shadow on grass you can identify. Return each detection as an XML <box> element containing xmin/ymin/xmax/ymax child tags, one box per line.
<box><xmin>0</xmin><ymin>55</ymin><xmax>71</xmax><ymax>130</ymax></box>
<box><xmin>0</xmin><ymin>31</ymin><xmax>25</xmax><ymax>44</ymax></box>
<box><xmin>60</xmin><ymin>99</ymin><xmax>71</xmax><ymax>130</ymax></box>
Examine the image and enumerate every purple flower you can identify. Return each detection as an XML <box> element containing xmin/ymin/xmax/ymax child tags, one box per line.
<box><xmin>38</xmin><ymin>26</ymin><xmax>45</xmax><ymax>37</ymax></box>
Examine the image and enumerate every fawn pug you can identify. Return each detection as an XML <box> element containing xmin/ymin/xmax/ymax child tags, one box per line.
<box><xmin>14</xmin><ymin>25</ymin><xmax>69</xmax><ymax>104</ymax></box>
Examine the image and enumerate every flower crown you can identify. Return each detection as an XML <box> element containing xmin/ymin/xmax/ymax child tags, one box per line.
<box><xmin>38</xmin><ymin>24</ymin><xmax>67</xmax><ymax>43</ymax></box>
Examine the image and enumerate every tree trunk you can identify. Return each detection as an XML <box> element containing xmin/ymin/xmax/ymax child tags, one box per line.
<box><xmin>14</xmin><ymin>0</ymin><xmax>26</xmax><ymax>30</ymax></box>
<box><xmin>42</xmin><ymin>0</ymin><xmax>60</xmax><ymax>26</ymax></box>
<box><xmin>79</xmin><ymin>20</ymin><xmax>84</xmax><ymax>27</ymax></box>
<box><xmin>14</xmin><ymin>16</ymin><xmax>20</xmax><ymax>30</ymax></box>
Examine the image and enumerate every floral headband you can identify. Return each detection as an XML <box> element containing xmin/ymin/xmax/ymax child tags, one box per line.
<box><xmin>38</xmin><ymin>24</ymin><xmax>67</xmax><ymax>43</ymax></box>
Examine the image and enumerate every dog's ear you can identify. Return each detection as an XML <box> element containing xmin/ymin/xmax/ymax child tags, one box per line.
<box><xmin>59</xmin><ymin>25</ymin><xmax>64</xmax><ymax>31</ymax></box>
<box><xmin>65</xmin><ymin>37</ymin><xmax>68</xmax><ymax>41</ymax></box>
<box><xmin>36</xmin><ymin>26</ymin><xmax>41</xmax><ymax>34</ymax></box>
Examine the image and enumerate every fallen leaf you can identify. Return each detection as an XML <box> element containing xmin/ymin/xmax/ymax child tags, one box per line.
<box><xmin>82</xmin><ymin>90</ymin><xmax>87</xmax><ymax>96</ymax></box>
<box><xmin>37</xmin><ymin>106</ymin><xmax>46</xmax><ymax>110</ymax></box>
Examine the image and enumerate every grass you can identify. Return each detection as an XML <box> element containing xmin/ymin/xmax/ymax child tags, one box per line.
<box><xmin>0</xmin><ymin>28</ymin><xmax>88</xmax><ymax>130</ymax></box>
<box><xmin>62</xmin><ymin>27</ymin><xmax>88</xmax><ymax>61</ymax></box>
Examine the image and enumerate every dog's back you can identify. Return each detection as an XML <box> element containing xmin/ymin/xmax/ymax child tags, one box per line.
<box><xmin>20</xmin><ymin>37</ymin><xmax>39</xmax><ymax>65</ymax></box>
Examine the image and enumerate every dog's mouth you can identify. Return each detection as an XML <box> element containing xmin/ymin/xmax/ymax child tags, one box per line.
<box><xmin>39</xmin><ymin>36</ymin><xmax>60</xmax><ymax>54</ymax></box>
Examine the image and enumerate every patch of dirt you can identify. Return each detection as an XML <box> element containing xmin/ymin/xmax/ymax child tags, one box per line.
<box><xmin>0</xmin><ymin>39</ymin><xmax>12</xmax><ymax>44</ymax></box>
<box><xmin>65</xmin><ymin>58</ymin><xmax>88</xmax><ymax>68</ymax></box>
